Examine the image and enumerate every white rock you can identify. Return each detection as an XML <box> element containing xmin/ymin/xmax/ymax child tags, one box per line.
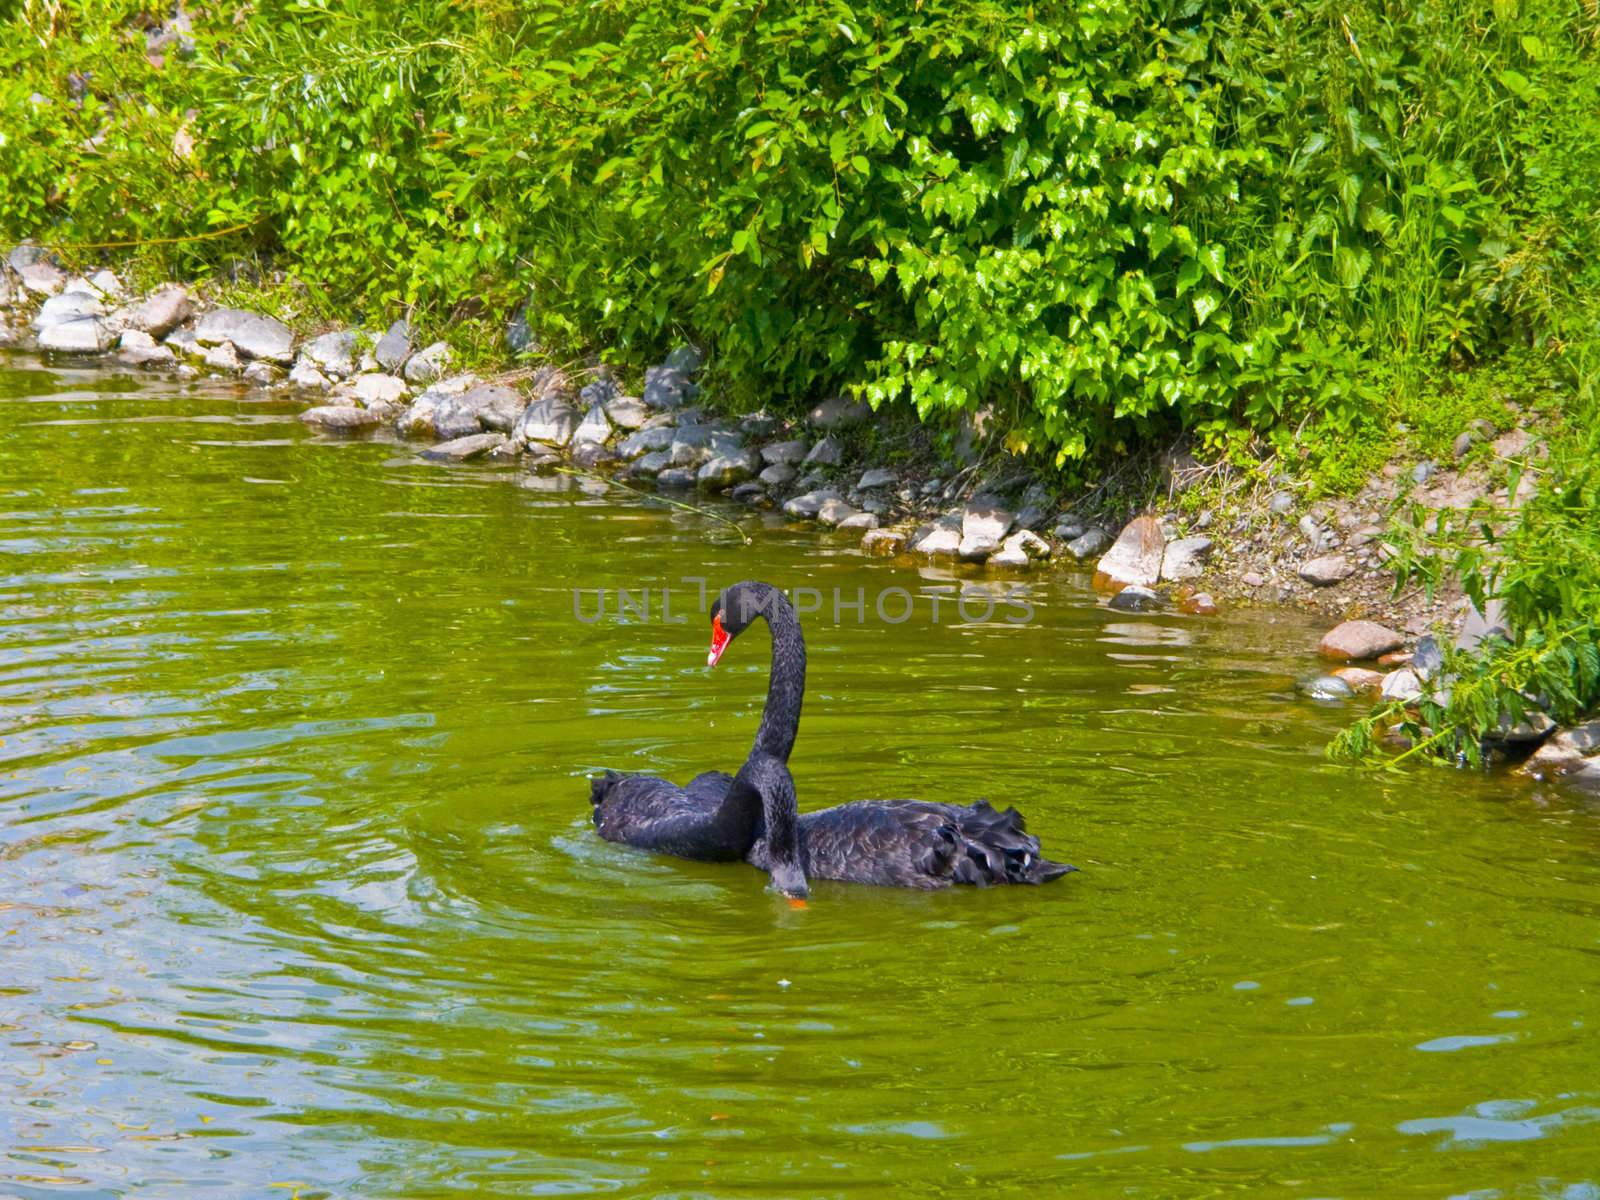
<box><xmin>1096</xmin><ymin>516</ymin><xmax>1165</xmax><ymax>588</ymax></box>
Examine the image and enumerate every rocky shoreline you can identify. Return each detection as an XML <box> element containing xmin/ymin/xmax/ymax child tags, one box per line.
<box><xmin>3</xmin><ymin>247</ymin><xmax>1595</xmax><ymax>796</ymax></box>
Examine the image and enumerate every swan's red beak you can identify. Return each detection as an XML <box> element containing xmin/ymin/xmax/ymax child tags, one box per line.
<box><xmin>707</xmin><ymin>614</ymin><xmax>731</xmax><ymax>667</ymax></box>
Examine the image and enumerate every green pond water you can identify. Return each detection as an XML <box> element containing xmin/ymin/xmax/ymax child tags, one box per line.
<box><xmin>2</xmin><ymin>354</ymin><xmax>1597</xmax><ymax>1199</ymax></box>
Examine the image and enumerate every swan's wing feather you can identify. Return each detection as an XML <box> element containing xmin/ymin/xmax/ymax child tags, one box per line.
<box><xmin>589</xmin><ymin>771</ymin><xmax>746</xmax><ymax>861</ymax></box>
<box><xmin>799</xmin><ymin>799</ymin><xmax>1074</xmax><ymax>887</ymax></box>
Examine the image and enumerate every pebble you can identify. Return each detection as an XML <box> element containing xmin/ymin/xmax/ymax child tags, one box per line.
<box><xmin>1094</xmin><ymin>516</ymin><xmax>1164</xmax><ymax>588</ymax></box>
<box><xmin>1319</xmin><ymin>620</ymin><xmax>1405</xmax><ymax>661</ymax></box>
<box><xmin>1380</xmin><ymin>668</ymin><xmax>1423</xmax><ymax>702</ymax></box>
<box><xmin>194</xmin><ymin>307</ymin><xmax>295</xmax><ymax>363</ymax></box>
<box><xmin>1299</xmin><ymin>674</ymin><xmax>1355</xmax><ymax>701</ymax></box>
<box><xmin>300</xmin><ymin>405</ymin><xmax>382</xmax><ymax>430</ymax></box>
<box><xmin>808</xmin><ymin>395</ymin><xmax>871</xmax><ymax>430</ymax></box>
<box><xmin>1299</xmin><ymin>554</ymin><xmax>1354</xmax><ymax>586</ymax></box>
<box><xmin>1160</xmin><ymin>536</ymin><xmax>1212</xmax><ymax>582</ymax></box>
<box><xmin>803</xmin><ymin>436</ymin><xmax>844</xmax><ymax>468</ymax></box>
<box><xmin>1066</xmin><ymin>527</ymin><xmax>1111</xmax><ymax>561</ymax></box>
<box><xmin>421</xmin><ymin>432</ymin><xmax>506</xmax><ymax>461</ymax></box>
<box><xmin>1180</xmin><ymin>592</ymin><xmax>1218</xmax><ymax>615</ymax></box>
<box><xmin>1107</xmin><ymin>585</ymin><xmax>1161</xmax><ymax>612</ymax></box>
<box><xmin>782</xmin><ymin>489</ymin><xmax>842</xmax><ymax>519</ymax></box>
<box><xmin>1270</xmin><ymin>491</ymin><xmax>1295</xmax><ymax>515</ymax></box>
<box><xmin>761</xmin><ymin>438</ymin><xmax>809</xmax><ymax>466</ymax></box>
<box><xmin>862</xmin><ymin>529</ymin><xmax>906</xmax><ymax>556</ymax></box>
<box><xmin>856</xmin><ymin>467</ymin><xmax>897</xmax><ymax>490</ymax></box>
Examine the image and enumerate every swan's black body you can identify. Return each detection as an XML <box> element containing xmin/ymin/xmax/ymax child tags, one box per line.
<box><xmin>590</xmin><ymin>581</ymin><xmax>1073</xmax><ymax>894</ymax></box>
<box><xmin>748</xmin><ymin>798</ymin><xmax>1072</xmax><ymax>890</ymax></box>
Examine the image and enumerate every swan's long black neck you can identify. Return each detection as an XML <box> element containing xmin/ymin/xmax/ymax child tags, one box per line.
<box><xmin>744</xmin><ymin>584</ymin><xmax>805</xmax><ymax>764</ymax></box>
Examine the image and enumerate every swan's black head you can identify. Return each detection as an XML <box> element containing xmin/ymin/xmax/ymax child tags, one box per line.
<box><xmin>707</xmin><ymin>580</ymin><xmax>774</xmax><ymax>666</ymax></box>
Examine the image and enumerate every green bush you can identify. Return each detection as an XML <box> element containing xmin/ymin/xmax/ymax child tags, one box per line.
<box><xmin>1</xmin><ymin>0</ymin><xmax>1594</xmax><ymax>467</ymax></box>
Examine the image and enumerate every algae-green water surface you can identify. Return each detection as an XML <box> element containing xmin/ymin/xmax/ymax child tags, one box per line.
<box><xmin>3</xmin><ymin>356</ymin><xmax>1597</xmax><ymax>1198</ymax></box>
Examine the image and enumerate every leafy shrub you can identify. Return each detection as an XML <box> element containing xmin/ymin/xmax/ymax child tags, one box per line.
<box><xmin>1</xmin><ymin>0</ymin><xmax>1594</xmax><ymax>468</ymax></box>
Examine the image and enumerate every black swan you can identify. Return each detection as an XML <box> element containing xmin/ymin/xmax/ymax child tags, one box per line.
<box><xmin>591</xmin><ymin>580</ymin><xmax>1073</xmax><ymax>894</ymax></box>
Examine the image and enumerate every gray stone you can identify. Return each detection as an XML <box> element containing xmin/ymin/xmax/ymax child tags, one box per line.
<box><xmin>578</xmin><ymin>374</ymin><xmax>620</xmax><ymax>409</ymax></box>
<box><xmin>506</xmin><ymin>302</ymin><xmax>536</xmax><ymax>354</ymax></box>
<box><xmin>288</xmin><ymin>360</ymin><xmax>331</xmax><ymax>390</ymax></box>
<box><xmin>301</xmin><ymin>405</ymin><xmax>382</xmax><ymax>431</ymax></box>
<box><xmin>1320</xmin><ymin>620</ymin><xmax>1404</xmax><ymax>661</ymax></box>
<box><xmin>1456</xmin><ymin>596</ymin><xmax>1510</xmax><ymax>652</ymax></box>
<box><xmin>838</xmin><ymin>511</ymin><xmax>879</xmax><ymax>531</ymax></box>
<box><xmin>862</xmin><ymin>528</ymin><xmax>907</xmax><ymax>556</ymax></box>
<box><xmin>760</xmin><ymin>463</ymin><xmax>797</xmax><ymax>487</ymax></box>
<box><xmin>571</xmin><ymin>442</ymin><xmax>617</xmax><ymax>468</ymax></box>
<box><xmin>431</xmin><ymin>400</ymin><xmax>484</xmax><ymax>440</ymax></box>
<box><xmin>403</xmin><ymin>340</ymin><xmax>451</xmax><ymax>384</ymax></box>
<box><xmin>202</xmin><ymin>341</ymin><xmax>242</xmax><ymax>372</ymax></box>
<box><xmin>642</xmin><ymin>365</ymin><xmax>695</xmax><ymax>408</ymax></box>
<box><xmin>803</xmin><ymin>436</ymin><xmax>843</xmax><ymax>468</ymax></box>
<box><xmin>1453</xmin><ymin>430</ymin><xmax>1478</xmax><ymax>459</ymax></box>
<box><xmin>762</xmin><ymin>439</ymin><xmax>809</xmax><ymax>467</ymax></box>
<box><xmin>860</xmin><ymin>495</ymin><xmax>890</xmax><ymax>516</ymax></box>
<box><xmin>18</xmin><ymin>260</ymin><xmax>66</xmax><ymax>296</ymax></box>
<box><xmin>33</xmin><ymin>289</ymin><xmax>105</xmax><ymax>330</ymax></box>
<box><xmin>1013</xmin><ymin>504</ymin><xmax>1048</xmax><ymax>532</ymax></box>
<box><xmin>1002</xmin><ymin>529</ymin><xmax>1049</xmax><ymax>562</ymax></box>
<box><xmin>1380</xmin><ymin>668</ymin><xmax>1423</xmax><ymax>702</ymax></box>
<box><xmin>604</xmin><ymin>395</ymin><xmax>650</xmax><ymax>430</ymax></box>
<box><xmin>1299</xmin><ymin>554</ymin><xmax>1354</xmax><ymax>586</ymax></box>
<box><xmin>515</xmin><ymin>396</ymin><xmax>581</xmax><ymax>447</ymax></box>
<box><xmin>1298</xmin><ymin>515</ymin><xmax>1322</xmax><ymax>543</ymax></box>
<box><xmin>164</xmin><ymin>327</ymin><xmax>201</xmax><ymax>357</ymax></box>
<box><xmin>572</xmin><ymin>403</ymin><xmax>612</xmax><ymax>446</ymax></box>
<box><xmin>38</xmin><ymin>316</ymin><xmax>114</xmax><ymax>353</ymax></box>
<box><xmin>455</xmin><ymin>383</ymin><xmax>521</xmax><ymax>433</ymax></box>
<box><xmin>1240</xmin><ymin>570</ymin><xmax>1266</xmax><ymax>588</ymax></box>
<box><xmin>349</xmin><ymin>373</ymin><xmax>407</xmax><ymax>407</ymax></box>
<box><xmin>1096</xmin><ymin>516</ymin><xmax>1165</xmax><ymax>588</ymax></box>
<box><xmin>663</xmin><ymin>344</ymin><xmax>704</xmax><ymax>376</ymax></box>
<box><xmin>1053</xmin><ymin>519</ymin><xmax>1085</xmax><ymax>541</ymax></box>
<box><xmin>655</xmin><ymin>467</ymin><xmax>697</xmax><ymax>489</ymax></box>
<box><xmin>809</xmin><ymin>395</ymin><xmax>871</xmax><ymax>430</ymax></box>
<box><xmin>617</xmin><ymin>425</ymin><xmax>675</xmax><ymax>458</ymax></box>
<box><xmin>1522</xmin><ymin>720</ymin><xmax>1600</xmax><ymax>780</ymax></box>
<box><xmin>1160</xmin><ymin>536</ymin><xmax>1213</xmax><ymax>582</ymax></box>
<box><xmin>1067</xmin><ymin>527</ymin><xmax>1111</xmax><ymax>561</ymax></box>
<box><xmin>128</xmin><ymin>286</ymin><xmax>191</xmax><ymax>337</ymax></box>
<box><xmin>670</xmin><ymin>425</ymin><xmax>743</xmax><ymax>468</ymax></box>
<box><xmin>1107</xmin><ymin>585</ymin><xmax>1162</xmax><ymax>612</ymax></box>
<box><xmin>422</xmin><ymin>432</ymin><xmax>507</xmax><ymax>461</ymax></box>
<box><xmin>618</xmin><ymin>450</ymin><xmax>667</xmax><ymax>479</ymax></box>
<box><xmin>911</xmin><ymin>521</ymin><xmax>962</xmax><ymax>558</ymax></box>
<box><xmin>730</xmin><ymin>481</ymin><xmax>767</xmax><ymax>504</ymax></box>
<box><xmin>1270</xmin><ymin>491</ymin><xmax>1295</xmax><ymax>515</ymax></box>
<box><xmin>816</xmin><ymin>498</ymin><xmax>858</xmax><ymax>526</ymax></box>
<box><xmin>243</xmin><ymin>361</ymin><xmax>283</xmax><ymax>386</ymax></box>
<box><xmin>1402</xmin><ymin>636</ymin><xmax>1440</xmax><ymax>683</ymax></box>
<box><xmin>782</xmin><ymin>489</ymin><xmax>843</xmax><ymax>519</ymax></box>
<box><xmin>114</xmin><ymin>329</ymin><xmax>175</xmax><ymax>367</ymax></box>
<box><xmin>697</xmin><ymin>448</ymin><xmax>761</xmax><ymax>489</ymax></box>
<box><xmin>300</xmin><ymin>330</ymin><xmax>359</xmax><ymax>378</ymax></box>
<box><xmin>856</xmin><ymin>467</ymin><xmax>897</xmax><ymax>490</ymax></box>
<box><xmin>1413</xmin><ymin>461</ymin><xmax>1436</xmax><ymax>486</ymax></box>
<box><xmin>374</xmin><ymin>319</ymin><xmax>410</xmax><ymax>371</ymax></box>
<box><xmin>194</xmin><ymin>307</ymin><xmax>295</xmax><ymax>363</ymax></box>
<box><xmin>959</xmin><ymin>499</ymin><xmax>1014</xmax><ymax>561</ymax></box>
<box><xmin>740</xmin><ymin>411</ymin><xmax>779</xmax><ymax>438</ymax></box>
<box><xmin>1299</xmin><ymin>674</ymin><xmax>1356</xmax><ymax>701</ymax></box>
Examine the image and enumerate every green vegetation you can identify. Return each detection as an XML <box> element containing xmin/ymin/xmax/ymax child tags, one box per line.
<box><xmin>2</xmin><ymin>0</ymin><xmax>1597</xmax><ymax>759</ymax></box>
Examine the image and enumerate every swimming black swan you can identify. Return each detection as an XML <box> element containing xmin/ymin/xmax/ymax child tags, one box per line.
<box><xmin>591</xmin><ymin>580</ymin><xmax>1073</xmax><ymax>894</ymax></box>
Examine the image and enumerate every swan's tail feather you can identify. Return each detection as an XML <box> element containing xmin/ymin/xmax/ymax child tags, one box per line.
<box><xmin>955</xmin><ymin>800</ymin><xmax>1075</xmax><ymax>885</ymax></box>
